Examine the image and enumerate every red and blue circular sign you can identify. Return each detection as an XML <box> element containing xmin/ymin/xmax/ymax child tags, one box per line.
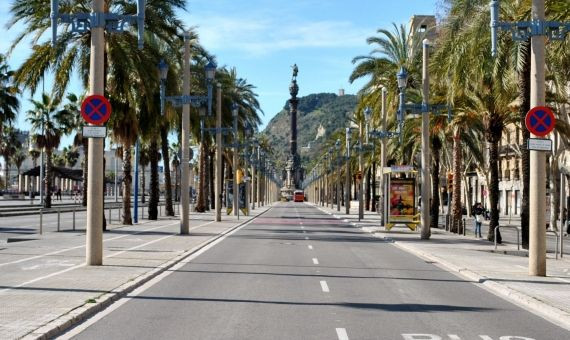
<box><xmin>81</xmin><ymin>95</ymin><xmax>112</xmax><ymax>126</ymax></box>
<box><xmin>525</xmin><ymin>106</ymin><xmax>555</xmax><ymax>137</ymax></box>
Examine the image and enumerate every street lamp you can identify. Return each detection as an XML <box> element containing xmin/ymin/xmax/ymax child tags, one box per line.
<box><xmin>232</xmin><ymin>102</ymin><xmax>239</xmax><ymax>216</ymax></box>
<box><xmin>364</xmin><ymin>107</ymin><xmax>371</xmax><ymax>145</ymax></box>
<box><xmin>158</xmin><ymin>52</ymin><xmax>216</xmax><ymax>233</ymax></box>
<box><xmin>345</xmin><ymin>128</ymin><xmax>351</xmax><ymax>214</ymax></box>
<box><xmin>335</xmin><ymin>139</ymin><xmax>341</xmax><ymax>211</ymax></box>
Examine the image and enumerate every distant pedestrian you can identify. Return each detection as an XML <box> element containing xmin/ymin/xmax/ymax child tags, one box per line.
<box><xmin>56</xmin><ymin>188</ymin><xmax>62</xmax><ymax>201</ymax></box>
<box><xmin>473</xmin><ymin>203</ymin><xmax>483</xmax><ymax>238</ymax></box>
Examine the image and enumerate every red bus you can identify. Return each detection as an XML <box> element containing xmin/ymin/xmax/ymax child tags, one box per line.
<box><xmin>293</xmin><ymin>190</ymin><xmax>305</xmax><ymax>202</ymax></box>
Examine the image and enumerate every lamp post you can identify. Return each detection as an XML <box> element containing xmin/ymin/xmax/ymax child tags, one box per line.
<box><xmin>158</xmin><ymin>51</ymin><xmax>216</xmax><ymax>234</ymax></box>
<box><xmin>490</xmin><ymin>0</ymin><xmax>570</xmax><ymax>276</ymax></box>
<box><xmin>358</xmin><ymin>117</ymin><xmax>364</xmax><ymax>221</ymax></box>
<box><xmin>335</xmin><ymin>139</ymin><xmax>341</xmax><ymax>212</ymax></box>
<box><xmin>232</xmin><ymin>103</ymin><xmax>239</xmax><ymax>216</ymax></box>
<box><xmin>380</xmin><ymin>87</ymin><xmax>387</xmax><ymax>225</ymax></box>
<box><xmin>345</xmin><ymin>128</ymin><xmax>351</xmax><ymax>214</ymax></box>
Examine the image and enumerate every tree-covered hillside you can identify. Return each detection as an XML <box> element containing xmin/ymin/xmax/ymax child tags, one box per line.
<box><xmin>262</xmin><ymin>93</ymin><xmax>357</xmax><ymax>172</ymax></box>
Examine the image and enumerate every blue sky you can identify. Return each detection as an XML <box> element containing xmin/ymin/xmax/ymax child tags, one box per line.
<box><xmin>1</xmin><ymin>0</ymin><xmax>441</xmax><ymax>146</ymax></box>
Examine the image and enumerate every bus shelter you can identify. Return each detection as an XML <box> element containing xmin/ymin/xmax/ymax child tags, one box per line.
<box><xmin>382</xmin><ymin>165</ymin><xmax>420</xmax><ymax>231</ymax></box>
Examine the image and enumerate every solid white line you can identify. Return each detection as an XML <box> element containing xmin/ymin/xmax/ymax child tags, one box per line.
<box><xmin>555</xmin><ymin>277</ymin><xmax>570</xmax><ymax>283</ymax></box>
<box><xmin>312</xmin><ymin>258</ymin><xmax>319</xmax><ymax>265</ymax></box>
<box><xmin>0</xmin><ymin>221</ymin><xmax>214</xmax><ymax>295</ymax></box>
<box><xmin>308</xmin><ymin>245</ymin><xmax>313</xmax><ymax>250</ymax></box>
<box><xmin>58</xmin><ymin>212</ymin><xmax>265</xmax><ymax>339</ymax></box>
<box><xmin>336</xmin><ymin>328</ymin><xmax>349</xmax><ymax>340</ymax></box>
<box><xmin>320</xmin><ymin>280</ymin><xmax>329</xmax><ymax>292</ymax></box>
<box><xmin>0</xmin><ymin>221</ymin><xmax>179</xmax><ymax>267</ymax></box>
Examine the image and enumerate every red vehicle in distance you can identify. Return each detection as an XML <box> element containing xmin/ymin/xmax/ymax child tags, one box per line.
<box><xmin>293</xmin><ymin>190</ymin><xmax>305</xmax><ymax>202</ymax></box>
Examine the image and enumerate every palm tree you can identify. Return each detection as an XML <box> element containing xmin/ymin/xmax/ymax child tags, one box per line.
<box><xmin>0</xmin><ymin>54</ymin><xmax>20</xmax><ymax>136</ymax></box>
<box><xmin>170</xmin><ymin>142</ymin><xmax>181</xmax><ymax>202</ymax></box>
<box><xmin>0</xmin><ymin>126</ymin><xmax>18</xmax><ymax>190</ymax></box>
<box><xmin>62</xmin><ymin>145</ymin><xmax>80</xmax><ymax>168</ymax></box>
<box><xmin>26</xmin><ymin>93</ymin><xmax>72</xmax><ymax>208</ymax></box>
<box><xmin>138</xmin><ymin>143</ymin><xmax>150</xmax><ymax>204</ymax></box>
<box><xmin>11</xmin><ymin>148</ymin><xmax>26</xmax><ymax>193</ymax></box>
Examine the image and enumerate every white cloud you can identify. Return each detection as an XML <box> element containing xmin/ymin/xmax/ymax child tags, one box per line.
<box><xmin>184</xmin><ymin>12</ymin><xmax>370</xmax><ymax>57</ymax></box>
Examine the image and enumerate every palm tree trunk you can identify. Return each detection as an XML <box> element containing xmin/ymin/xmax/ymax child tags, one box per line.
<box><xmin>196</xmin><ymin>142</ymin><xmax>207</xmax><ymax>212</ymax></box>
<box><xmin>44</xmin><ymin>150</ymin><xmax>52</xmax><ymax>208</ymax></box>
<box><xmin>209</xmin><ymin>149</ymin><xmax>215</xmax><ymax>210</ymax></box>
<box><xmin>520</xmin><ymin>40</ymin><xmax>531</xmax><ymax>249</ymax></box>
<box><xmin>451</xmin><ymin>132</ymin><xmax>463</xmax><ymax>233</ymax></box>
<box><xmin>365</xmin><ymin>166</ymin><xmax>371</xmax><ymax>211</ymax></box>
<box><xmin>122</xmin><ymin>146</ymin><xmax>133</xmax><ymax>225</ymax></box>
<box><xmin>487</xmin><ymin>138</ymin><xmax>502</xmax><ymax>243</ymax></box>
<box><xmin>160</xmin><ymin>128</ymin><xmax>174</xmax><ymax>216</ymax></box>
<box><xmin>4</xmin><ymin>161</ymin><xmax>8</xmax><ymax>190</ymax></box>
<box><xmin>148</xmin><ymin>140</ymin><xmax>159</xmax><ymax>220</ymax></box>
<box><xmin>430</xmin><ymin>142</ymin><xmax>441</xmax><ymax>230</ymax></box>
<box><xmin>82</xmin><ymin>142</ymin><xmax>88</xmax><ymax>207</ymax></box>
<box><xmin>372</xmin><ymin>162</ymin><xmax>377</xmax><ymax>212</ymax></box>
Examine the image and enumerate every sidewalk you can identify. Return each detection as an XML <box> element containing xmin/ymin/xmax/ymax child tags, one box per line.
<box><xmin>314</xmin><ymin>202</ymin><xmax>570</xmax><ymax>331</ymax></box>
<box><xmin>0</xmin><ymin>205</ymin><xmax>273</xmax><ymax>340</ymax></box>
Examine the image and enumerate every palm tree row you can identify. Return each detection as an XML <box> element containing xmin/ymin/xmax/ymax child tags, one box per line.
<box><xmin>310</xmin><ymin>0</ymin><xmax>570</xmax><ymax>246</ymax></box>
<box><xmin>5</xmin><ymin>0</ymin><xmax>268</xmax><ymax>221</ymax></box>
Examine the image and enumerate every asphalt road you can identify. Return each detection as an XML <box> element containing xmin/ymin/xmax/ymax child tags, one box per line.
<box><xmin>62</xmin><ymin>202</ymin><xmax>569</xmax><ymax>339</ymax></box>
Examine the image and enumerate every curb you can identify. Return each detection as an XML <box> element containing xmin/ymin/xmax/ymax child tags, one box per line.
<box><xmin>22</xmin><ymin>206</ymin><xmax>273</xmax><ymax>340</ymax></box>
<box><xmin>313</xmin><ymin>203</ymin><xmax>570</xmax><ymax>331</ymax></box>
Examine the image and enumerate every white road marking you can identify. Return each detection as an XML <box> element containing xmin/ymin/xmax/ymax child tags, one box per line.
<box><xmin>302</xmin><ymin>230</ymin><xmax>306</xmax><ymax>233</ymax></box>
<box><xmin>304</xmin><ymin>236</ymin><xmax>309</xmax><ymax>240</ymax></box>
<box><xmin>308</xmin><ymin>245</ymin><xmax>313</xmax><ymax>250</ymax></box>
<box><xmin>0</xmin><ymin>221</ymin><xmax>179</xmax><ymax>267</ymax></box>
<box><xmin>312</xmin><ymin>258</ymin><xmax>319</xmax><ymax>265</ymax></box>
<box><xmin>0</xmin><ymin>221</ymin><xmax>214</xmax><ymax>295</ymax></box>
<box><xmin>555</xmin><ymin>277</ymin><xmax>570</xmax><ymax>283</ymax></box>
<box><xmin>515</xmin><ymin>265</ymin><xmax>526</xmax><ymax>270</ymax></box>
<box><xmin>336</xmin><ymin>328</ymin><xmax>349</xmax><ymax>340</ymax></box>
<box><xmin>59</xmin><ymin>209</ymin><xmax>271</xmax><ymax>339</ymax></box>
<box><xmin>320</xmin><ymin>280</ymin><xmax>329</xmax><ymax>292</ymax></box>
<box><xmin>301</xmin><ymin>226</ymin><xmax>305</xmax><ymax>229</ymax></box>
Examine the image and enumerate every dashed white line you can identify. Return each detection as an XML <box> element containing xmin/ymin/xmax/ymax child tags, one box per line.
<box><xmin>312</xmin><ymin>258</ymin><xmax>319</xmax><ymax>265</ymax></box>
<box><xmin>304</xmin><ymin>236</ymin><xmax>309</xmax><ymax>240</ymax></box>
<box><xmin>320</xmin><ymin>280</ymin><xmax>329</xmax><ymax>292</ymax></box>
<box><xmin>302</xmin><ymin>230</ymin><xmax>306</xmax><ymax>233</ymax></box>
<box><xmin>308</xmin><ymin>245</ymin><xmax>313</xmax><ymax>250</ymax></box>
<box><xmin>336</xmin><ymin>328</ymin><xmax>349</xmax><ymax>340</ymax></box>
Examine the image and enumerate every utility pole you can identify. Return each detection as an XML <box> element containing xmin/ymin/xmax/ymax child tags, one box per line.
<box><xmin>86</xmin><ymin>0</ymin><xmax>105</xmax><ymax>265</ymax></box>
<box><xmin>215</xmin><ymin>83</ymin><xmax>222</xmax><ymax>222</ymax></box>
<box><xmin>529</xmin><ymin>0</ymin><xmax>546</xmax><ymax>275</ymax></box>
<box><xmin>380</xmin><ymin>88</ymin><xmax>387</xmax><ymax>225</ymax></box>
<box><xmin>233</xmin><ymin>109</ymin><xmax>239</xmax><ymax>216</ymax></box>
<box><xmin>421</xmin><ymin>39</ymin><xmax>431</xmax><ymax>240</ymax></box>
<box><xmin>358</xmin><ymin>122</ymin><xmax>364</xmax><ymax>221</ymax></box>
<box><xmin>345</xmin><ymin>128</ymin><xmax>351</xmax><ymax>215</ymax></box>
<box><xmin>180</xmin><ymin>32</ymin><xmax>191</xmax><ymax>234</ymax></box>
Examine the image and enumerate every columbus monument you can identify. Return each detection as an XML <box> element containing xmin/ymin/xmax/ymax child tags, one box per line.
<box><xmin>283</xmin><ymin>64</ymin><xmax>303</xmax><ymax>193</ymax></box>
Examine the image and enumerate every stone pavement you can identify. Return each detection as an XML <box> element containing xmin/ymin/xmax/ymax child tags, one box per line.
<box><xmin>313</xmin><ymin>202</ymin><xmax>570</xmax><ymax>331</ymax></box>
<box><xmin>0</xmin><ymin>204</ymin><xmax>273</xmax><ymax>340</ymax></box>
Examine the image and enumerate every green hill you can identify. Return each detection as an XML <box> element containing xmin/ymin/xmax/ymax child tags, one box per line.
<box><xmin>262</xmin><ymin>93</ymin><xmax>357</xmax><ymax>171</ymax></box>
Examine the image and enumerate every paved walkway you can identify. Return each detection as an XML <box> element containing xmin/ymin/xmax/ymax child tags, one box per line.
<box><xmin>0</xmin><ymin>205</ymin><xmax>273</xmax><ymax>340</ymax></box>
<box><xmin>313</xmin><ymin>202</ymin><xmax>570</xmax><ymax>331</ymax></box>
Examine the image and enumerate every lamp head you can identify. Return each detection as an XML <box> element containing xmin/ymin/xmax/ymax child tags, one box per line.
<box><xmin>397</xmin><ymin>66</ymin><xmax>408</xmax><ymax>90</ymax></box>
<box><xmin>205</xmin><ymin>60</ymin><xmax>217</xmax><ymax>81</ymax></box>
<box><xmin>232</xmin><ymin>103</ymin><xmax>239</xmax><ymax>118</ymax></box>
<box><xmin>335</xmin><ymin>139</ymin><xmax>340</xmax><ymax>150</ymax></box>
<box><xmin>158</xmin><ymin>59</ymin><xmax>169</xmax><ymax>81</ymax></box>
<box><xmin>364</xmin><ymin>107</ymin><xmax>371</xmax><ymax>123</ymax></box>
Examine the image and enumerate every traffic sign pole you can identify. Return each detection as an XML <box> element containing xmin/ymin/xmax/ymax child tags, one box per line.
<box><xmin>86</xmin><ymin>0</ymin><xmax>105</xmax><ymax>266</ymax></box>
<box><xmin>529</xmin><ymin>0</ymin><xmax>547</xmax><ymax>277</ymax></box>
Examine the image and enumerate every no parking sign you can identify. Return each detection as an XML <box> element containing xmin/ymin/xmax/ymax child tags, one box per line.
<box><xmin>81</xmin><ymin>95</ymin><xmax>112</xmax><ymax>125</ymax></box>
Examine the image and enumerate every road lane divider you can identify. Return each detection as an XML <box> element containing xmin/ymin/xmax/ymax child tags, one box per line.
<box><xmin>336</xmin><ymin>328</ymin><xmax>349</xmax><ymax>340</ymax></box>
<box><xmin>320</xmin><ymin>280</ymin><xmax>329</xmax><ymax>292</ymax></box>
<box><xmin>312</xmin><ymin>258</ymin><xmax>319</xmax><ymax>265</ymax></box>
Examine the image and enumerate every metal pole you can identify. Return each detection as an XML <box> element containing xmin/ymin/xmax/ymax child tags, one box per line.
<box><xmin>114</xmin><ymin>152</ymin><xmax>118</xmax><ymax>202</ymax></box>
<box><xmin>180</xmin><ymin>32</ymin><xmax>191</xmax><ymax>234</ymax></box>
<box><xmin>233</xmin><ymin>117</ymin><xmax>239</xmax><ymax>216</ymax></box>
<box><xmin>421</xmin><ymin>39</ymin><xmax>431</xmax><ymax>240</ymax></box>
<box><xmin>345</xmin><ymin>130</ymin><xmax>350</xmax><ymax>214</ymax></box>
<box><xmin>215</xmin><ymin>83</ymin><xmax>222</xmax><ymax>222</ymax></box>
<box><xmin>529</xmin><ymin>0</ymin><xmax>546</xmax><ymax>276</ymax></box>
<box><xmin>86</xmin><ymin>0</ymin><xmax>105</xmax><ymax>265</ymax></box>
<box><xmin>359</xmin><ymin>123</ymin><xmax>363</xmax><ymax>221</ymax></box>
<box><xmin>134</xmin><ymin>140</ymin><xmax>139</xmax><ymax>223</ymax></box>
<box><xmin>40</xmin><ymin>147</ymin><xmax>44</xmax><ymax>206</ymax></box>
<box><xmin>380</xmin><ymin>88</ymin><xmax>387</xmax><ymax>225</ymax></box>
<box><xmin>57</xmin><ymin>209</ymin><xmax>61</xmax><ymax>232</ymax></box>
<box><xmin>257</xmin><ymin>147</ymin><xmax>261</xmax><ymax>208</ymax></box>
<box><xmin>108</xmin><ymin>207</ymin><xmax>112</xmax><ymax>224</ymax></box>
<box><xmin>251</xmin><ymin>159</ymin><xmax>256</xmax><ymax>210</ymax></box>
<box><xmin>39</xmin><ymin>208</ymin><xmax>43</xmax><ymax>235</ymax></box>
<box><xmin>559</xmin><ymin>173</ymin><xmax>565</xmax><ymax>258</ymax></box>
<box><xmin>73</xmin><ymin>208</ymin><xmax>76</xmax><ymax>231</ymax></box>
